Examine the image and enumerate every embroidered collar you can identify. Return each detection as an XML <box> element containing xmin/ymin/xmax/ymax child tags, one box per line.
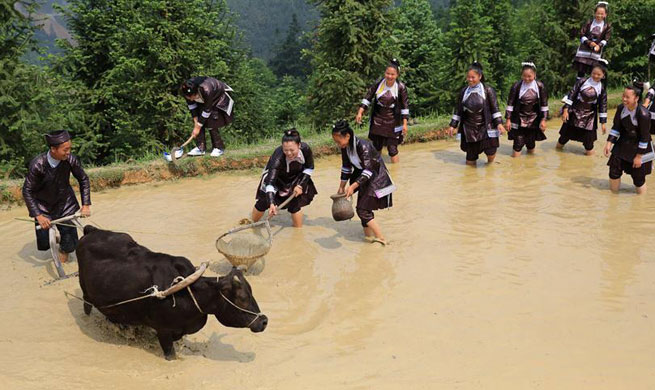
<box><xmin>591</xmin><ymin>19</ymin><xmax>605</xmax><ymax>31</ymax></box>
<box><xmin>285</xmin><ymin>148</ymin><xmax>305</xmax><ymax>172</ymax></box>
<box><xmin>346</xmin><ymin>137</ymin><xmax>363</xmax><ymax>170</ymax></box>
<box><xmin>463</xmin><ymin>83</ymin><xmax>485</xmax><ymax>102</ymax></box>
<box><xmin>376</xmin><ymin>80</ymin><xmax>398</xmax><ymax>99</ymax></box>
<box><xmin>581</xmin><ymin>78</ymin><xmax>602</xmax><ymax>97</ymax></box>
<box><xmin>519</xmin><ymin>80</ymin><xmax>540</xmax><ymax>99</ymax></box>
<box><xmin>621</xmin><ymin>105</ymin><xmax>638</xmax><ymax>126</ymax></box>
<box><xmin>46</xmin><ymin>152</ymin><xmax>61</xmax><ymax>168</ymax></box>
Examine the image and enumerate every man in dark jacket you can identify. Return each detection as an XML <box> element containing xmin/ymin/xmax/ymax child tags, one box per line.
<box><xmin>22</xmin><ymin>130</ymin><xmax>91</xmax><ymax>263</ymax></box>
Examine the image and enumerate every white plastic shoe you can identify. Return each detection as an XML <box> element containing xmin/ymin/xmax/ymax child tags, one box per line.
<box><xmin>187</xmin><ymin>147</ymin><xmax>205</xmax><ymax>156</ymax></box>
<box><xmin>210</xmin><ymin>148</ymin><xmax>224</xmax><ymax>157</ymax></box>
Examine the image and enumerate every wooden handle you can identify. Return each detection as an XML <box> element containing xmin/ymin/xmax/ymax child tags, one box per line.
<box><xmin>267</xmin><ymin>193</ymin><xmax>297</xmax><ymax>220</ymax></box>
<box><xmin>36</xmin><ymin>212</ymin><xmax>82</xmax><ymax>230</ymax></box>
<box><xmin>180</xmin><ymin>135</ymin><xmax>195</xmax><ymax>148</ymax></box>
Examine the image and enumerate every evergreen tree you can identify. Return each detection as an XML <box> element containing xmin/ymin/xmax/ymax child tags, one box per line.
<box><xmin>0</xmin><ymin>0</ymin><xmax>39</xmax><ymax>176</ymax></box>
<box><xmin>444</xmin><ymin>0</ymin><xmax>493</xmax><ymax>95</ymax></box>
<box><xmin>598</xmin><ymin>0</ymin><xmax>655</xmax><ymax>85</ymax></box>
<box><xmin>392</xmin><ymin>0</ymin><xmax>449</xmax><ymax>116</ymax></box>
<box><xmin>1</xmin><ymin>1</ymin><xmax>95</xmax><ymax>177</ymax></box>
<box><xmin>306</xmin><ymin>0</ymin><xmax>393</xmax><ymax>127</ymax></box>
<box><xmin>57</xmin><ymin>0</ymin><xmax>271</xmax><ymax>162</ymax></box>
<box><xmin>269</xmin><ymin>13</ymin><xmax>311</xmax><ymax>79</ymax></box>
<box><xmin>482</xmin><ymin>0</ymin><xmax>516</xmax><ymax>97</ymax></box>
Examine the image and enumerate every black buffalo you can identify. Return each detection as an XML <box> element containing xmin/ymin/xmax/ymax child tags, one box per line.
<box><xmin>76</xmin><ymin>225</ymin><xmax>267</xmax><ymax>360</ymax></box>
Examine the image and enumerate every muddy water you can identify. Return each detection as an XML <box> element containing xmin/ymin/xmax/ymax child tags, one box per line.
<box><xmin>1</xmin><ymin>114</ymin><xmax>655</xmax><ymax>389</ymax></box>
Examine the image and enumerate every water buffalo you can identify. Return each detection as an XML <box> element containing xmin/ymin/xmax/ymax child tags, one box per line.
<box><xmin>76</xmin><ymin>225</ymin><xmax>267</xmax><ymax>360</ymax></box>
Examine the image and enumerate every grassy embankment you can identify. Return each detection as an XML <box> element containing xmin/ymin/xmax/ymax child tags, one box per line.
<box><xmin>0</xmin><ymin>89</ymin><xmax>624</xmax><ymax>209</ymax></box>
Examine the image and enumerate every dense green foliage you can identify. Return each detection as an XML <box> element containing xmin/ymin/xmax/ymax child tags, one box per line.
<box><xmin>2</xmin><ymin>0</ymin><xmax>654</xmax><ymax>178</ymax></box>
<box><xmin>306</xmin><ymin>0</ymin><xmax>394</xmax><ymax>127</ymax></box>
<box><xmin>391</xmin><ymin>0</ymin><xmax>449</xmax><ymax>116</ymax></box>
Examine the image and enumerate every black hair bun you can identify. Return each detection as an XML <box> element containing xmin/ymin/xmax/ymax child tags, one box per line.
<box><xmin>472</xmin><ymin>61</ymin><xmax>483</xmax><ymax>70</ymax></box>
<box><xmin>633</xmin><ymin>79</ymin><xmax>644</xmax><ymax>90</ymax></box>
<box><xmin>284</xmin><ymin>128</ymin><xmax>300</xmax><ymax>137</ymax></box>
<box><xmin>332</xmin><ymin>119</ymin><xmax>351</xmax><ymax>133</ymax></box>
<box><xmin>180</xmin><ymin>79</ymin><xmax>197</xmax><ymax>96</ymax></box>
<box><xmin>390</xmin><ymin>58</ymin><xmax>400</xmax><ymax>67</ymax></box>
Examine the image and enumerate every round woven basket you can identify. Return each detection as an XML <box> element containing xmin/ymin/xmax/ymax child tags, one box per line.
<box><xmin>215</xmin><ymin>220</ymin><xmax>272</xmax><ymax>268</ymax></box>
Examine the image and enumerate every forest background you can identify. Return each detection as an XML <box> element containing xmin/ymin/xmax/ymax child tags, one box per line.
<box><xmin>1</xmin><ymin>0</ymin><xmax>654</xmax><ymax>179</ymax></box>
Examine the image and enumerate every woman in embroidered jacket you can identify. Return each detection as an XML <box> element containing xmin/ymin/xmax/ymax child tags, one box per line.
<box><xmin>573</xmin><ymin>2</ymin><xmax>611</xmax><ymax>79</ymax></box>
<box><xmin>355</xmin><ymin>59</ymin><xmax>410</xmax><ymax>164</ymax></box>
<box><xmin>505</xmin><ymin>62</ymin><xmax>549</xmax><ymax>157</ymax></box>
<box><xmin>332</xmin><ymin>120</ymin><xmax>395</xmax><ymax>245</ymax></box>
<box><xmin>251</xmin><ymin>129</ymin><xmax>317</xmax><ymax>228</ymax></box>
<box><xmin>557</xmin><ymin>60</ymin><xmax>608</xmax><ymax>155</ymax></box>
<box><xmin>179</xmin><ymin>76</ymin><xmax>234</xmax><ymax>157</ymax></box>
<box><xmin>447</xmin><ymin>62</ymin><xmax>506</xmax><ymax>165</ymax></box>
<box><xmin>604</xmin><ymin>82</ymin><xmax>653</xmax><ymax>194</ymax></box>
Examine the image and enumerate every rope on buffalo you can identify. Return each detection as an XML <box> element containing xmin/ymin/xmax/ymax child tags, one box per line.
<box><xmin>64</xmin><ymin>263</ymin><xmax>209</xmax><ymax>311</ymax></box>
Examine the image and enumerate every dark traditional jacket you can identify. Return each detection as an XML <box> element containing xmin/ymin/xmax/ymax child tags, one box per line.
<box><xmin>449</xmin><ymin>83</ymin><xmax>503</xmax><ymax>143</ymax></box>
<box><xmin>575</xmin><ymin>19</ymin><xmax>612</xmax><ymax>61</ymax></box>
<box><xmin>607</xmin><ymin>104</ymin><xmax>653</xmax><ymax>162</ymax></box>
<box><xmin>340</xmin><ymin>137</ymin><xmax>395</xmax><ymax>199</ymax></box>
<box><xmin>260</xmin><ymin>142</ymin><xmax>314</xmax><ymax>204</ymax></box>
<box><xmin>562</xmin><ymin>77</ymin><xmax>608</xmax><ymax>128</ymax></box>
<box><xmin>360</xmin><ymin>78</ymin><xmax>410</xmax><ymax>130</ymax></box>
<box><xmin>184</xmin><ymin>77</ymin><xmax>234</xmax><ymax>126</ymax></box>
<box><xmin>647</xmin><ymin>87</ymin><xmax>655</xmax><ymax>133</ymax></box>
<box><xmin>505</xmin><ymin>80</ymin><xmax>549</xmax><ymax>129</ymax></box>
<box><xmin>22</xmin><ymin>153</ymin><xmax>91</xmax><ymax>219</ymax></box>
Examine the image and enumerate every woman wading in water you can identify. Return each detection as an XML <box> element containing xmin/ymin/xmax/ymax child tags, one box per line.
<box><xmin>604</xmin><ymin>82</ymin><xmax>653</xmax><ymax>194</ymax></box>
<box><xmin>572</xmin><ymin>2</ymin><xmax>611</xmax><ymax>80</ymax></box>
<box><xmin>332</xmin><ymin>120</ymin><xmax>395</xmax><ymax>245</ymax></box>
<box><xmin>505</xmin><ymin>62</ymin><xmax>549</xmax><ymax>157</ymax></box>
<box><xmin>251</xmin><ymin>129</ymin><xmax>317</xmax><ymax>227</ymax></box>
<box><xmin>557</xmin><ymin>60</ymin><xmax>608</xmax><ymax>155</ymax></box>
<box><xmin>447</xmin><ymin>62</ymin><xmax>505</xmax><ymax>165</ymax></box>
<box><xmin>355</xmin><ymin>59</ymin><xmax>410</xmax><ymax>164</ymax></box>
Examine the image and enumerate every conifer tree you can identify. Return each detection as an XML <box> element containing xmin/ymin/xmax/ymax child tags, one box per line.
<box><xmin>269</xmin><ymin>13</ymin><xmax>311</xmax><ymax>79</ymax></box>
<box><xmin>444</xmin><ymin>0</ymin><xmax>493</xmax><ymax>95</ymax></box>
<box><xmin>306</xmin><ymin>0</ymin><xmax>393</xmax><ymax>127</ymax></box>
<box><xmin>58</xmin><ymin>0</ymin><xmax>270</xmax><ymax>162</ymax></box>
<box><xmin>392</xmin><ymin>0</ymin><xmax>449</xmax><ymax>115</ymax></box>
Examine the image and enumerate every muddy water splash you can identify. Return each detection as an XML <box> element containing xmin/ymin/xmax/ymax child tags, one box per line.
<box><xmin>1</xmin><ymin>113</ymin><xmax>654</xmax><ymax>389</ymax></box>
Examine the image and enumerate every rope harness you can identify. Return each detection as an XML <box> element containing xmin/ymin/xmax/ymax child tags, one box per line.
<box><xmin>28</xmin><ymin>216</ymin><xmax>264</xmax><ymax>324</ymax></box>
<box><xmin>64</xmin><ymin>275</ymin><xmax>263</xmax><ymax>326</ymax></box>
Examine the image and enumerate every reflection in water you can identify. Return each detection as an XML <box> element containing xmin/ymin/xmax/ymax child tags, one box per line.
<box><xmin>1</xmin><ymin>110</ymin><xmax>655</xmax><ymax>388</ymax></box>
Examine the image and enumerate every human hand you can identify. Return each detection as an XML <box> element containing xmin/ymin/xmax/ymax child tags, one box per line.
<box><xmin>633</xmin><ymin>154</ymin><xmax>643</xmax><ymax>169</ymax></box>
<box><xmin>36</xmin><ymin>214</ymin><xmax>51</xmax><ymax>230</ymax></box>
<box><xmin>603</xmin><ymin>142</ymin><xmax>612</xmax><ymax>157</ymax></box>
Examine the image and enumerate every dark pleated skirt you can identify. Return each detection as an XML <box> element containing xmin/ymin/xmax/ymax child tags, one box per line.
<box><xmin>607</xmin><ymin>154</ymin><xmax>653</xmax><ymax>177</ymax></box>
<box><xmin>350</xmin><ymin>169</ymin><xmax>393</xmax><ymax>212</ymax></box>
<box><xmin>254</xmin><ymin>180</ymin><xmax>318</xmax><ymax>212</ymax></box>
<box><xmin>508</xmin><ymin>126</ymin><xmax>547</xmax><ymax>142</ymax></box>
<box><xmin>559</xmin><ymin>122</ymin><xmax>597</xmax><ymax>144</ymax></box>
<box><xmin>459</xmin><ymin>135</ymin><xmax>500</xmax><ymax>154</ymax></box>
